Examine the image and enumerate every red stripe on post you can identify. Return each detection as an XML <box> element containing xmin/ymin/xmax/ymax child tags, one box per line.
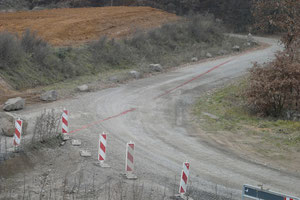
<box><xmin>17</xmin><ymin>120</ymin><xmax>22</xmax><ymax>126</ymax></box>
<box><xmin>99</xmin><ymin>155</ymin><xmax>104</xmax><ymax>161</ymax></box>
<box><xmin>100</xmin><ymin>142</ymin><xmax>106</xmax><ymax>153</ymax></box>
<box><xmin>182</xmin><ymin>172</ymin><xmax>187</xmax><ymax>184</ymax></box>
<box><xmin>185</xmin><ymin>163</ymin><xmax>190</xmax><ymax>169</ymax></box>
<box><xmin>127</xmin><ymin>152</ymin><xmax>133</xmax><ymax>163</ymax></box>
<box><xmin>127</xmin><ymin>166</ymin><xmax>132</xmax><ymax>171</ymax></box>
<box><xmin>62</xmin><ymin>118</ymin><xmax>68</xmax><ymax>126</ymax></box>
<box><xmin>15</xmin><ymin>128</ymin><xmax>20</xmax><ymax>138</ymax></box>
<box><xmin>129</xmin><ymin>143</ymin><xmax>134</xmax><ymax>150</ymax></box>
<box><xmin>180</xmin><ymin>186</ymin><xmax>185</xmax><ymax>193</ymax></box>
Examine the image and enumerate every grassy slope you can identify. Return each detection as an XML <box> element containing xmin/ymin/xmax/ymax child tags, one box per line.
<box><xmin>0</xmin><ymin>15</ymin><xmax>250</xmax><ymax>90</ymax></box>
<box><xmin>193</xmin><ymin>78</ymin><xmax>300</xmax><ymax>161</ymax></box>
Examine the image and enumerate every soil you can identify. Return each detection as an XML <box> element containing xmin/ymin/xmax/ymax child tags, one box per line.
<box><xmin>0</xmin><ymin>6</ymin><xmax>179</xmax><ymax>46</ymax></box>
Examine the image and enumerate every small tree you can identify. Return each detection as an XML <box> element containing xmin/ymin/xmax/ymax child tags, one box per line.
<box><xmin>252</xmin><ymin>0</ymin><xmax>300</xmax><ymax>48</ymax></box>
<box><xmin>247</xmin><ymin>0</ymin><xmax>300</xmax><ymax>117</ymax></box>
<box><xmin>247</xmin><ymin>53</ymin><xmax>300</xmax><ymax>116</ymax></box>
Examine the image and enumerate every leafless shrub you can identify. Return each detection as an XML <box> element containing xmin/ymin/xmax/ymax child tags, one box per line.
<box><xmin>246</xmin><ymin>48</ymin><xmax>300</xmax><ymax>117</ymax></box>
<box><xmin>0</xmin><ymin>31</ymin><xmax>24</xmax><ymax>69</ymax></box>
<box><xmin>31</xmin><ymin>109</ymin><xmax>60</xmax><ymax>144</ymax></box>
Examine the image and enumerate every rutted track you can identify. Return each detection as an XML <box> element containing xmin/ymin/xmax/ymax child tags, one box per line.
<box><xmin>6</xmin><ymin>36</ymin><xmax>300</xmax><ymax>199</ymax></box>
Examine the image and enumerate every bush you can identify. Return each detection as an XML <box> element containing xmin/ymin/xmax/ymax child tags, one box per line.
<box><xmin>0</xmin><ymin>15</ymin><xmax>245</xmax><ymax>89</ymax></box>
<box><xmin>0</xmin><ymin>32</ymin><xmax>24</xmax><ymax>69</ymax></box>
<box><xmin>246</xmin><ymin>49</ymin><xmax>300</xmax><ymax>117</ymax></box>
<box><xmin>21</xmin><ymin>29</ymin><xmax>50</xmax><ymax>64</ymax></box>
<box><xmin>32</xmin><ymin>109</ymin><xmax>60</xmax><ymax>143</ymax></box>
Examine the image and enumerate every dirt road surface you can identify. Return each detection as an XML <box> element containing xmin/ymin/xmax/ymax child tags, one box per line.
<box><xmin>2</xmin><ymin>36</ymin><xmax>300</xmax><ymax>199</ymax></box>
<box><xmin>0</xmin><ymin>6</ymin><xmax>178</xmax><ymax>46</ymax></box>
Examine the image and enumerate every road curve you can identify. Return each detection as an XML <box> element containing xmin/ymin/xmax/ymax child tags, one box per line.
<box><xmin>17</xmin><ymin>36</ymin><xmax>300</xmax><ymax>199</ymax></box>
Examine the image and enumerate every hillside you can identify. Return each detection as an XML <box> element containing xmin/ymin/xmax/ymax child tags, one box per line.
<box><xmin>0</xmin><ymin>6</ymin><xmax>179</xmax><ymax>46</ymax></box>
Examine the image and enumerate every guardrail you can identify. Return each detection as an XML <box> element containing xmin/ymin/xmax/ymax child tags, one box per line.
<box><xmin>242</xmin><ymin>184</ymin><xmax>299</xmax><ymax>200</ymax></box>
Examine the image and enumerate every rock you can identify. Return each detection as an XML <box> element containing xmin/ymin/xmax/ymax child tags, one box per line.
<box><xmin>218</xmin><ymin>50</ymin><xmax>228</xmax><ymax>55</ymax></box>
<box><xmin>3</xmin><ymin>97</ymin><xmax>25</xmax><ymax>111</ymax></box>
<box><xmin>129</xmin><ymin>71</ymin><xmax>141</xmax><ymax>79</ymax></box>
<box><xmin>80</xmin><ymin>150</ymin><xmax>91</xmax><ymax>157</ymax></box>
<box><xmin>191</xmin><ymin>57</ymin><xmax>198</xmax><ymax>62</ymax></box>
<box><xmin>232</xmin><ymin>45</ymin><xmax>240</xmax><ymax>51</ymax></box>
<box><xmin>77</xmin><ymin>84</ymin><xmax>89</xmax><ymax>92</ymax></box>
<box><xmin>247</xmin><ymin>33</ymin><xmax>254</xmax><ymax>43</ymax></box>
<box><xmin>62</xmin><ymin>134</ymin><xmax>70</xmax><ymax>141</ymax></box>
<box><xmin>206</xmin><ymin>52</ymin><xmax>212</xmax><ymax>58</ymax></box>
<box><xmin>40</xmin><ymin>90</ymin><xmax>58</xmax><ymax>101</ymax></box>
<box><xmin>32</xmin><ymin>7</ymin><xmax>44</xmax><ymax>11</ymax></box>
<box><xmin>202</xmin><ymin>112</ymin><xmax>219</xmax><ymax>120</ymax></box>
<box><xmin>0</xmin><ymin>112</ymin><xmax>28</xmax><ymax>137</ymax></box>
<box><xmin>71</xmin><ymin>139</ymin><xmax>81</xmax><ymax>146</ymax></box>
<box><xmin>149</xmin><ymin>64</ymin><xmax>163</xmax><ymax>72</ymax></box>
<box><xmin>108</xmin><ymin>76</ymin><xmax>120</xmax><ymax>83</ymax></box>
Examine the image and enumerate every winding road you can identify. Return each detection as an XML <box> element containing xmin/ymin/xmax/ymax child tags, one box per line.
<box><xmin>14</xmin><ymin>36</ymin><xmax>300</xmax><ymax>199</ymax></box>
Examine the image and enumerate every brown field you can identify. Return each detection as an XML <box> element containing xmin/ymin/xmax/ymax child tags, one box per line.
<box><xmin>0</xmin><ymin>6</ymin><xmax>179</xmax><ymax>46</ymax></box>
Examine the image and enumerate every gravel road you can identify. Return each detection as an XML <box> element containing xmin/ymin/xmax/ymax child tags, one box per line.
<box><xmin>7</xmin><ymin>36</ymin><xmax>300</xmax><ymax>199</ymax></box>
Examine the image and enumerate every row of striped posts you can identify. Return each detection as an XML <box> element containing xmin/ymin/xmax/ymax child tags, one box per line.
<box><xmin>13</xmin><ymin>108</ymin><xmax>191</xmax><ymax>198</ymax></box>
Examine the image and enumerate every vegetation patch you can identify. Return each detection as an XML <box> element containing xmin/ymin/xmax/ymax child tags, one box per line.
<box><xmin>193</xmin><ymin>78</ymin><xmax>300</xmax><ymax>152</ymax></box>
<box><xmin>0</xmin><ymin>15</ymin><xmax>250</xmax><ymax>90</ymax></box>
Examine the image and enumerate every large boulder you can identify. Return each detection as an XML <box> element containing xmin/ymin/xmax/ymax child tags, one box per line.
<box><xmin>206</xmin><ymin>52</ymin><xmax>212</xmax><ymax>58</ymax></box>
<box><xmin>40</xmin><ymin>90</ymin><xmax>58</xmax><ymax>101</ymax></box>
<box><xmin>0</xmin><ymin>112</ymin><xmax>27</xmax><ymax>137</ymax></box>
<box><xmin>149</xmin><ymin>64</ymin><xmax>163</xmax><ymax>72</ymax></box>
<box><xmin>3</xmin><ymin>97</ymin><xmax>25</xmax><ymax>111</ymax></box>
<box><xmin>232</xmin><ymin>45</ymin><xmax>240</xmax><ymax>51</ymax></box>
<box><xmin>128</xmin><ymin>71</ymin><xmax>141</xmax><ymax>79</ymax></box>
<box><xmin>191</xmin><ymin>57</ymin><xmax>198</xmax><ymax>62</ymax></box>
<box><xmin>247</xmin><ymin>33</ymin><xmax>255</xmax><ymax>44</ymax></box>
<box><xmin>77</xmin><ymin>84</ymin><xmax>89</xmax><ymax>92</ymax></box>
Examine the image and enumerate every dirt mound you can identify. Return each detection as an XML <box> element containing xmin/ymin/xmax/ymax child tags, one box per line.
<box><xmin>0</xmin><ymin>6</ymin><xmax>179</xmax><ymax>46</ymax></box>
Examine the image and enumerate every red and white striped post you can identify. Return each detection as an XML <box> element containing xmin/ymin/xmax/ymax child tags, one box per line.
<box><xmin>98</xmin><ymin>132</ymin><xmax>110</xmax><ymax>168</ymax></box>
<box><xmin>125</xmin><ymin>141</ymin><xmax>137</xmax><ymax>179</ymax></box>
<box><xmin>61</xmin><ymin>108</ymin><xmax>69</xmax><ymax>140</ymax></box>
<box><xmin>179</xmin><ymin>161</ymin><xmax>190</xmax><ymax>196</ymax></box>
<box><xmin>13</xmin><ymin>118</ymin><xmax>23</xmax><ymax>148</ymax></box>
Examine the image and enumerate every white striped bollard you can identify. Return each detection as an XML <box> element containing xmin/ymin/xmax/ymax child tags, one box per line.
<box><xmin>98</xmin><ymin>132</ymin><xmax>110</xmax><ymax>168</ymax></box>
<box><xmin>13</xmin><ymin>118</ymin><xmax>23</xmax><ymax>149</ymax></box>
<box><xmin>61</xmin><ymin>108</ymin><xmax>69</xmax><ymax>140</ymax></box>
<box><xmin>179</xmin><ymin>161</ymin><xmax>190</xmax><ymax>196</ymax></box>
<box><xmin>125</xmin><ymin>141</ymin><xmax>137</xmax><ymax>179</ymax></box>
